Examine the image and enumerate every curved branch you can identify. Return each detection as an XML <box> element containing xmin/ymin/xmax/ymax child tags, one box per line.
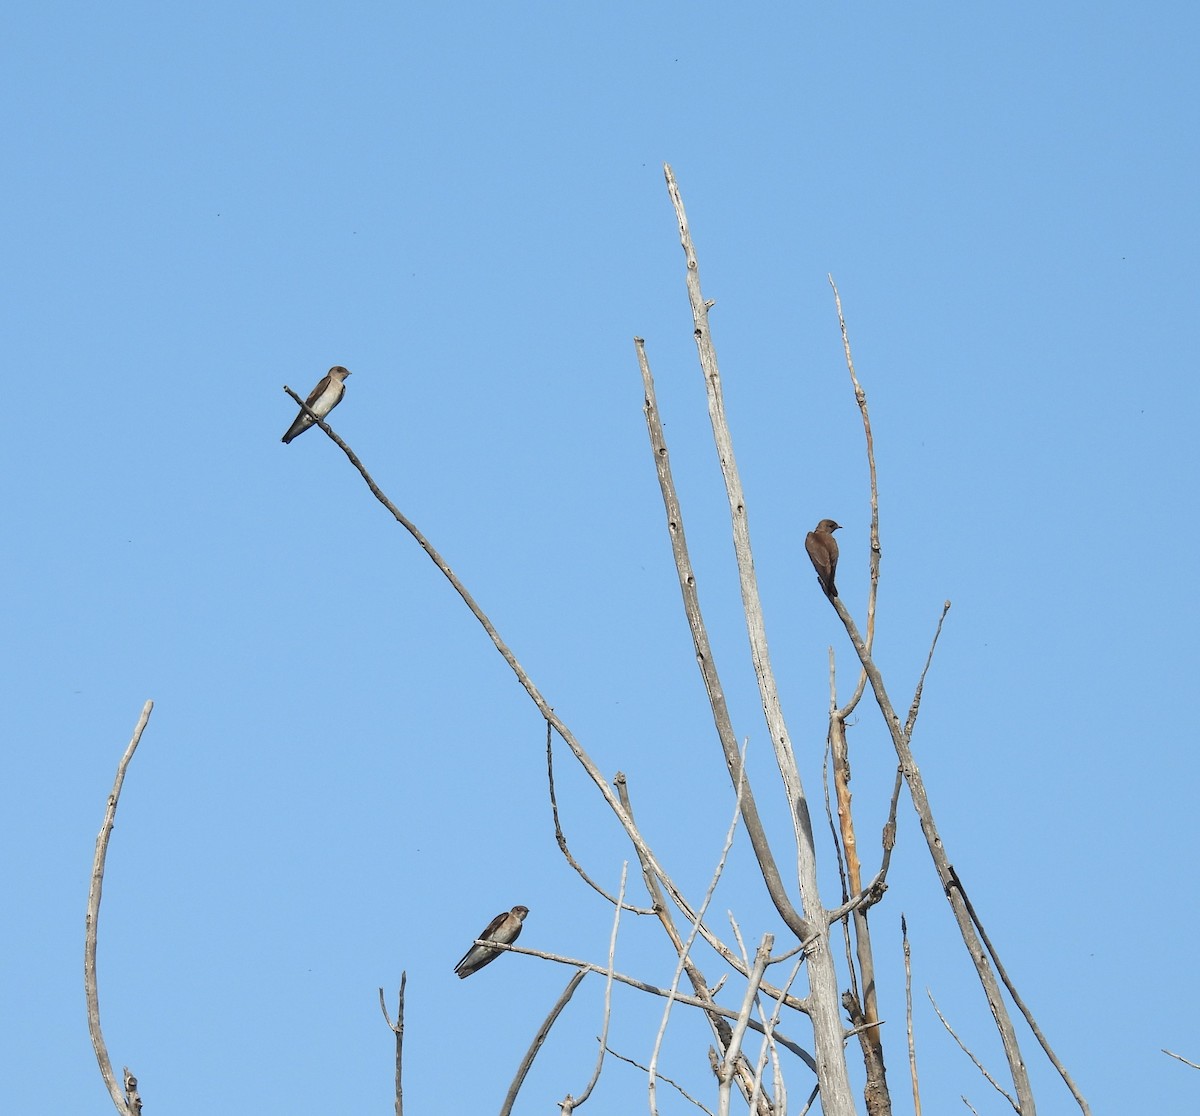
<box><xmin>281</xmin><ymin>390</ymin><xmax>697</xmax><ymax>945</ymax></box>
<box><xmin>500</xmin><ymin>968</ymin><xmax>589</xmax><ymax>1116</ymax></box>
<box><xmin>544</xmin><ymin>723</ymin><xmax>652</xmax><ymax>914</ymax></box>
<box><xmin>85</xmin><ymin>700</ymin><xmax>153</xmax><ymax>1116</ymax></box>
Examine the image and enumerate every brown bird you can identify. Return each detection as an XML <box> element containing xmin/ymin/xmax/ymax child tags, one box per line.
<box><xmin>804</xmin><ymin>519</ymin><xmax>842</xmax><ymax>597</ymax></box>
<box><xmin>454</xmin><ymin>905</ymin><xmax>529</xmax><ymax>979</ymax></box>
<box><xmin>282</xmin><ymin>366</ymin><xmax>351</xmax><ymax>444</ymax></box>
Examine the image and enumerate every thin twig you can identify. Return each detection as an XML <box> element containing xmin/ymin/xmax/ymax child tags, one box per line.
<box><xmin>85</xmin><ymin>700</ymin><xmax>153</xmax><ymax>1116</ymax></box>
<box><xmin>604</xmin><ymin>1045</ymin><xmax>715</xmax><ymax>1114</ymax></box>
<box><xmin>613</xmin><ymin>771</ymin><xmax>804</xmax><ymax>1010</ymax></box>
<box><xmin>829</xmin><ymin>277</ymin><xmax>881</xmax><ymax>715</ymax></box>
<box><xmin>904</xmin><ymin>603</ymin><xmax>951</xmax><ymax>740</ymax></box>
<box><xmin>616</xmin><ymin>776</ymin><xmax>744</xmax><ymax>1046</ymax></box>
<box><xmin>378</xmin><ymin>975</ymin><xmax>406</xmax><ymax>1116</ymax></box>
<box><xmin>500</xmin><ymin>968</ymin><xmax>589</xmax><ymax>1116</ymax></box>
<box><xmin>953</xmin><ymin>869</ymin><xmax>1091</xmax><ymax>1113</ymax></box>
<box><xmin>616</xmin><ymin>771</ymin><xmax>809</xmax><ymax>1099</ymax></box>
<box><xmin>544</xmin><ymin>722</ymin><xmax>651</xmax><ymax>913</ymax></box>
<box><xmin>927</xmin><ymin>988</ymin><xmax>1018</xmax><ymax>1112</ymax></box>
<box><xmin>1163</xmin><ymin>1049</ymin><xmax>1200</xmax><ymax>1070</ymax></box>
<box><xmin>902</xmin><ymin>917</ymin><xmax>921</xmax><ymax>1116</ymax></box>
<box><xmin>562</xmin><ymin>866</ymin><xmax>628</xmax><ymax>1113</ymax></box>
<box><xmin>651</xmin><ymin>755</ymin><xmax>761</xmax><ymax>1114</ymax></box>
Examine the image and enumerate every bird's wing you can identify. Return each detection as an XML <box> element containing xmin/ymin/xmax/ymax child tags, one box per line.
<box><xmin>304</xmin><ymin>373</ymin><xmax>333</xmax><ymax>407</ymax></box>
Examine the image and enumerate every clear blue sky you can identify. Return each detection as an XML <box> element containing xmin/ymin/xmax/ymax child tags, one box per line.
<box><xmin>3</xmin><ymin>2</ymin><xmax>1197</xmax><ymax>1112</ymax></box>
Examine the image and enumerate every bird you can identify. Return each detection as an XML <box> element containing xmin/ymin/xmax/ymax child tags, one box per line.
<box><xmin>281</xmin><ymin>366</ymin><xmax>352</xmax><ymax>444</ymax></box>
<box><xmin>454</xmin><ymin>905</ymin><xmax>529</xmax><ymax>979</ymax></box>
<box><xmin>804</xmin><ymin>519</ymin><xmax>842</xmax><ymax>597</ymax></box>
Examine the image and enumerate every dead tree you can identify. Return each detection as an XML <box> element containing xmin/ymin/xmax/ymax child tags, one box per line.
<box><xmin>86</xmin><ymin>167</ymin><xmax>1088</xmax><ymax>1115</ymax></box>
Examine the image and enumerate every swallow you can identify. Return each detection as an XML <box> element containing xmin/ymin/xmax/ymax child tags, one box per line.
<box><xmin>804</xmin><ymin>519</ymin><xmax>842</xmax><ymax>597</ymax></box>
<box><xmin>454</xmin><ymin>905</ymin><xmax>529</xmax><ymax>979</ymax></box>
<box><xmin>282</xmin><ymin>366</ymin><xmax>352</xmax><ymax>444</ymax></box>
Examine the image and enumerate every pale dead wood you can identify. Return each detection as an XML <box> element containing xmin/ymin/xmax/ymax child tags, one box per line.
<box><xmin>85</xmin><ymin>700</ymin><xmax>153</xmax><ymax>1116</ymax></box>
<box><xmin>650</xmin><ymin>757</ymin><xmax>779</xmax><ymax>1115</ymax></box>
<box><xmin>901</xmin><ymin>917</ymin><xmax>921</xmax><ymax>1116</ymax></box>
<box><xmin>717</xmin><ymin>936</ymin><xmax>774</xmax><ymax>1116</ymax></box>
<box><xmin>281</xmin><ymin>390</ymin><xmax>709</xmax><ymax>966</ymax></box>
<box><xmin>927</xmin><ymin>988</ymin><xmax>1018</xmax><ymax>1113</ymax></box>
<box><xmin>377</xmin><ymin>975</ymin><xmax>406</xmax><ymax>1116</ymax></box>
<box><xmin>745</xmin><ymin>949</ymin><xmax>808</xmax><ymax>1116</ymax></box>
<box><xmin>634</xmin><ymin>338</ymin><xmax>811</xmax><ymax>944</ymax></box>
<box><xmin>543</xmin><ymin>722</ymin><xmax>652</xmax><ymax>914</ymax></box>
<box><xmin>828</xmin><ymin>277</ymin><xmax>881</xmax><ymax>715</ymax></box>
<box><xmin>485</xmin><ymin>940</ymin><xmax>816</xmax><ymax>1071</ymax></box>
<box><xmin>500</xmin><ymin>968</ymin><xmax>588</xmax><ymax>1116</ymax></box>
<box><xmin>828</xmin><ymin>592</ymin><xmax>1042</xmax><ymax>1112</ymax></box>
<box><xmin>617</xmin><ymin>771</ymin><xmax>809</xmax><ymax>1113</ymax></box>
<box><xmin>951</xmin><ymin>869</ymin><xmax>1091</xmax><ymax>1114</ymax></box>
<box><xmin>560</xmin><ymin>865</ymin><xmax>628</xmax><ymax>1114</ymax></box>
<box><xmin>661</xmin><ymin>162</ymin><xmax>855</xmax><ymax>1116</ymax></box>
<box><xmin>1163</xmin><ymin>1049</ymin><xmax>1200</xmax><ymax>1069</ymax></box>
<box><xmin>604</xmin><ymin>1045</ymin><xmax>715</xmax><ymax>1114</ymax></box>
<box><xmin>121</xmin><ymin>1069</ymin><xmax>141</xmax><ymax>1116</ymax></box>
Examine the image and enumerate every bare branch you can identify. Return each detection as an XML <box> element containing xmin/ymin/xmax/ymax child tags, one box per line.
<box><xmin>651</xmin><ymin>755</ymin><xmax>766</xmax><ymax>1113</ymax></box>
<box><xmin>828</xmin><ymin>277</ymin><xmax>881</xmax><ymax>714</ymax></box>
<box><xmin>661</xmin><ymin>163</ymin><xmax>855</xmax><ymax>1114</ymax></box>
<box><xmin>615</xmin><ymin>772</ymin><xmax>802</xmax><ymax>1009</ymax></box>
<box><xmin>904</xmin><ymin>603</ymin><xmax>952</xmax><ymax>741</ymax></box>
<box><xmin>927</xmin><ymin>988</ymin><xmax>1018</xmax><ymax>1113</ymax></box>
<box><xmin>562</xmin><ymin>866</ymin><xmax>628</xmax><ymax>1113</ymax></box>
<box><xmin>1163</xmin><ymin>1049</ymin><xmax>1200</xmax><ymax>1070</ymax></box>
<box><xmin>634</xmin><ymin>337</ymin><xmax>810</xmax><ymax>942</ymax></box>
<box><xmin>828</xmin><ymin>591</ymin><xmax>1045</xmax><ymax>1111</ymax></box>
<box><xmin>486</xmin><ymin>940</ymin><xmax>817</xmax><ymax>1071</ymax></box>
<box><xmin>85</xmin><ymin>700</ymin><xmax>153</xmax><ymax>1116</ymax></box>
<box><xmin>952</xmin><ymin>870</ymin><xmax>1091</xmax><ymax>1113</ymax></box>
<box><xmin>280</xmin><ymin>391</ymin><xmax>701</xmax><ymax>961</ymax></box>
<box><xmin>544</xmin><ymin>722</ymin><xmax>652</xmax><ymax>913</ymax></box>
<box><xmin>500</xmin><ymin>968</ymin><xmax>589</xmax><ymax>1116</ymax></box>
<box><xmin>901</xmin><ymin>917</ymin><xmax>921</xmax><ymax>1116</ymax></box>
<box><xmin>717</xmin><ymin>936</ymin><xmax>774</xmax><ymax>1116</ymax></box>
<box><xmin>604</xmin><ymin>1045</ymin><xmax>715</xmax><ymax>1115</ymax></box>
<box><xmin>378</xmin><ymin>975</ymin><xmax>406</xmax><ymax>1116</ymax></box>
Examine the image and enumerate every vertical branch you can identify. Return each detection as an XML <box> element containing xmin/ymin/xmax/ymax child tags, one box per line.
<box><xmin>85</xmin><ymin>700</ymin><xmax>154</xmax><ymax>1116</ymax></box>
<box><xmin>662</xmin><ymin>165</ymin><xmax>814</xmax><ymax>880</ymax></box>
<box><xmin>662</xmin><ymin>163</ymin><xmax>855</xmax><ymax>1116</ymax></box>
<box><xmin>901</xmin><ymin>917</ymin><xmax>921</xmax><ymax>1116</ymax></box>
<box><xmin>561</xmin><ymin>865</ymin><xmax>628</xmax><ymax>1113</ymax></box>
<box><xmin>716</xmin><ymin>937</ymin><xmax>774</xmax><ymax>1116</ymax></box>
<box><xmin>378</xmin><ymin>975</ymin><xmax>407</xmax><ymax>1116</ymax></box>
<box><xmin>825</xmin><ymin>280</ymin><xmax>891</xmax><ymax>1111</ymax></box>
<box><xmin>636</xmin><ymin>338</ymin><xmax>807</xmax><ymax>941</ymax></box>
<box><xmin>829</xmin><ymin>277</ymin><xmax>881</xmax><ymax>704</ymax></box>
